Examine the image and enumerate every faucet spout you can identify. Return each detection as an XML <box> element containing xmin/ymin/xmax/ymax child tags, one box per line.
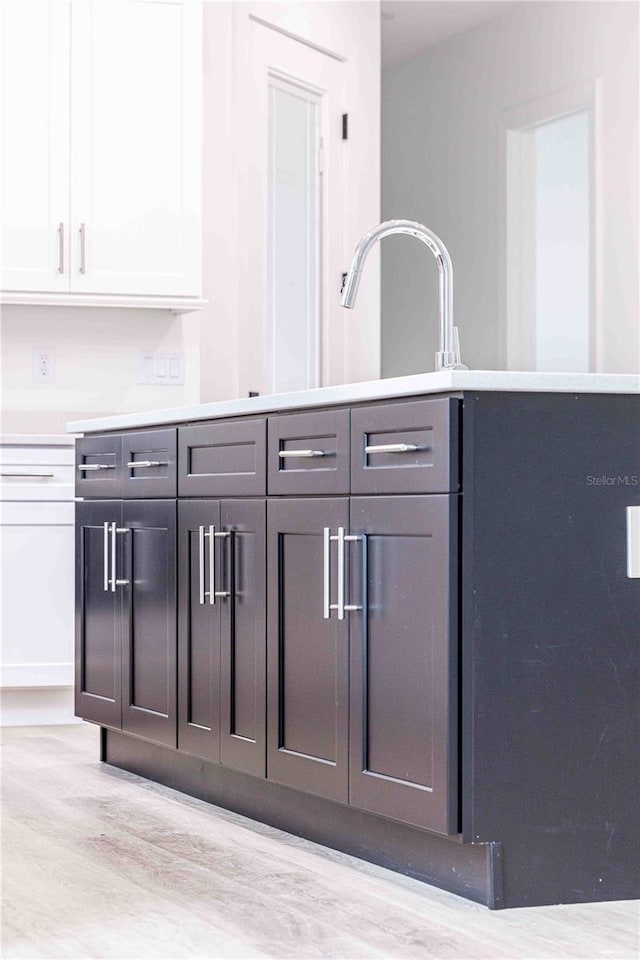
<box><xmin>341</xmin><ymin>219</ymin><xmax>465</xmax><ymax>371</ymax></box>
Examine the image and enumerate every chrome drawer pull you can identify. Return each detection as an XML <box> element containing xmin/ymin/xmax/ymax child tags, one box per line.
<box><xmin>200</xmin><ymin>527</ymin><xmax>232</xmax><ymax>605</ymax></box>
<box><xmin>344</xmin><ymin>534</ymin><xmax>366</xmax><ymax>615</ymax></box>
<box><xmin>323</xmin><ymin>527</ymin><xmax>332</xmax><ymax>619</ymax></box>
<box><xmin>126</xmin><ymin>460</ymin><xmax>162</xmax><ymax>468</ymax></box>
<box><xmin>1</xmin><ymin>472</ymin><xmax>54</xmax><ymax>479</ymax></box>
<box><xmin>198</xmin><ymin>525</ymin><xmax>206</xmax><ymax>604</ymax></box>
<box><xmin>77</xmin><ymin>463</ymin><xmax>114</xmax><ymax>471</ymax></box>
<box><xmin>279</xmin><ymin>449</ymin><xmax>325</xmax><ymax>459</ymax></box>
<box><xmin>364</xmin><ymin>443</ymin><xmax>418</xmax><ymax>455</ymax></box>
<box><xmin>324</xmin><ymin>527</ymin><xmax>366</xmax><ymax>620</ymax></box>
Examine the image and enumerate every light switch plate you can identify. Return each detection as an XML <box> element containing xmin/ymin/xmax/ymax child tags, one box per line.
<box><xmin>138</xmin><ymin>350</ymin><xmax>184</xmax><ymax>385</ymax></box>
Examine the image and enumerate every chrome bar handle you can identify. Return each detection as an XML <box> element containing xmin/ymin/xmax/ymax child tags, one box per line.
<box><xmin>78</xmin><ymin>463</ymin><xmax>114</xmax><ymax>472</ymax></box>
<box><xmin>79</xmin><ymin>222</ymin><xmax>86</xmax><ymax>274</ymax></box>
<box><xmin>198</xmin><ymin>525</ymin><xmax>205</xmax><ymax>604</ymax></box>
<box><xmin>57</xmin><ymin>222</ymin><xmax>64</xmax><ymax>274</ymax></box>
<box><xmin>344</xmin><ymin>534</ymin><xmax>366</xmax><ymax>614</ymax></box>
<box><xmin>364</xmin><ymin>443</ymin><xmax>419</xmax><ymax>455</ymax></box>
<box><xmin>336</xmin><ymin>527</ymin><xmax>346</xmax><ymax>620</ymax></box>
<box><xmin>323</xmin><ymin>527</ymin><xmax>331</xmax><ymax>619</ymax></box>
<box><xmin>1</xmin><ymin>472</ymin><xmax>54</xmax><ymax>479</ymax></box>
<box><xmin>126</xmin><ymin>460</ymin><xmax>162</xmax><ymax>469</ymax></box>
<box><xmin>208</xmin><ymin>525</ymin><xmax>215</xmax><ymax>605</ymax></box>
<box><xmin>103</xmin><ymin>522</ymin><xmax>110</xmax><ymax>591</ymax></box>
<box><xmin>110</xmin><ymin>521</ymin><xmax>117</xmax><ymax>592</ymax></box>
<box><xmin>279</xmin><ymin>449</ymin><xmax>325</xmax><ymax>459</ymax></box>
<box><xmin>214</xmin><ymin>530</ymin><xmax>232</xmax><ymax>599</ymax></box>
<box><xmin>114</xmin><ymin>528</ymin><xmax>129</xmax><ymax>587</ymax></box>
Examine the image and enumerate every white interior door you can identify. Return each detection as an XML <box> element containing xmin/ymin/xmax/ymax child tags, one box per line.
<box><xmin>234</xmin><ymin>13</ymin><xmax>345</xmax><ymax>396</ymax></box>
<box><xmin>70</xmin><ymin>0</ymin><xmax>202</xmax><ymax>296</ymax></box>
<box><xmin>1</xmin><ymin>1</ymin><xmax>70</xmax><ymax>292</ymax></box>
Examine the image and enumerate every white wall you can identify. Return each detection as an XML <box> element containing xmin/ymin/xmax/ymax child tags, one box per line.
<box><xmin>381</xmin><ymin>1</ymin><xmax>639</xmax><ymax>376</ymax></box>
<box><xmin>1</xmin><ymin>1</ymin><xmax>380</xmax><ymax>434</ymax></box>
<box><xmin>0</xmin><ymin>306</ymin><xmax>201</xmax><ymax>433</ymax></box>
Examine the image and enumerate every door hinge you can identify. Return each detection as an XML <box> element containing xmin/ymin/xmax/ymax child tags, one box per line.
<box><xmin>318</xmin><ymin>137</ymin><xmax>325</xmax><ymax>174</ymax></box>
<box><xmin>342</xmin><ymin>113</ymin><xmax>348</xmax><ymax>140</ymax></box>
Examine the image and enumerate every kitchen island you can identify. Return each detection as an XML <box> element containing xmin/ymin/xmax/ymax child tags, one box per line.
<box><xmin>68</xmin><ymin>372</ymin><xmax>639</xmax><ymax>909</ymax></box>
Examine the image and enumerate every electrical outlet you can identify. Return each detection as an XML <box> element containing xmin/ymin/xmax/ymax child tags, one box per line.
<box><xmin>32</xmin><ymin>348</ymin><xmax>55</xmax><ymax>384</ymax></box>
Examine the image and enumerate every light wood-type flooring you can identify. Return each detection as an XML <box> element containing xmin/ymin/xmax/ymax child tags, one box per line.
<box><xmin>1</xmin><ymin>724</ymin><xmax>638</xmax><ymax>960</ymax></box>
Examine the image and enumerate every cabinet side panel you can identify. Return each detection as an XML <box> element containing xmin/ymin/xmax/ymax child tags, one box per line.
<box><xmin>463</xmin><ymin>392</ymin><xmax>640</xmax><ymax>906</ymax></box>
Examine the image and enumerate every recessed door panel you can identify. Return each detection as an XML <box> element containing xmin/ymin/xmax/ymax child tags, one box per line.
<box><xmin>267</xmin><ymin>498</ymin><xmax>349</xmax><ymax>802</ymax></box>
<box><xmin>75</xmin><ymin>500</ymin><xmax>122</xmax><ymax>728</ymax></box>
<box><xmin>178</xmin><ymin>499</ymin><xmax>221</xmax><ymax>762</ymax></box>
<box><xmin>349</xmin><ymin>495</ymin><xmax>458</xmax><ymax>835</ymax></box>
<box><xmin>122</xmin><ymin>500</ymin><xmax>176</xmax><ymax>747</ymax></box>
<box><xmin>220</xmin><ymin>499</ymin><xmax>266</xmax><ymax>777</ymax></box>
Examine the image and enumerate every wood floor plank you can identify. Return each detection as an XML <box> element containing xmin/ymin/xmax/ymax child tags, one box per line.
<box><xmin>2</xmin><ymin>725</ymin><xmax>638</xmax><ymax>960</ymax></box>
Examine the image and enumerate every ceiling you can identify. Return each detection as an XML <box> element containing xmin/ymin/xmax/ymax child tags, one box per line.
<box><xmin>381</xmin><ymin>1</ymin><xmax>518</xmax><ymax>68</ymax></box>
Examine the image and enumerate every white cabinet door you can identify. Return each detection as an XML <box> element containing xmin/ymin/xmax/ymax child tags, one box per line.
<box><xmin>1</xmin><ymin>1</ymin><xmax>70</xmax><ymax>292</ymax></box>
<box><xmin>70</xmin><ymin>0</ymin><xmax>202</xmax><ymax>296</ymax></box>
<box><xmin>0</xmin><ymin>503</ymin><xmax>75</xmax><ymax>689</ymax></box>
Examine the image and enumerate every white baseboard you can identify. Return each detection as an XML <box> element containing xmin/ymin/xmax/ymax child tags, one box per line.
<box><xmin>0</xmin><ymin>686</ymin><xmax>80</xmax><ymax>726</ymax></box>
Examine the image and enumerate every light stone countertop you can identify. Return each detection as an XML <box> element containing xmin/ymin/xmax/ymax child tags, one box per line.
<box><xmin>66</xmin><ymin>370</ymin><xmax>640</xmax><ymax>434</ymax></box>
<box><xmin>2</xmin><ymin>434</ymin><xmax>78</xmax><ymax>446</ymax></box>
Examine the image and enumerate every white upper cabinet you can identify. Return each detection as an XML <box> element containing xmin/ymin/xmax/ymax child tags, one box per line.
<box><xmin>70</xmin><ymin>1</ymin><xmax>201</xmax><ymax>297</ymax></box>
<box><xmin>1</xmin><ymin>0</ymin><xmax>202</xmax><ymax>305</ymax></box>
<box><xmin>1</xmin><ymin>2</ymin><xmax>71</xmax><ymax>292</ymax></box>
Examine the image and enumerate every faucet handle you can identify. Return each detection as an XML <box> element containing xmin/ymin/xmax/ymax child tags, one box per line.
<box><xmin>436</xmin><ymin>326</ymin><xmax>467</xmax><ymax>370</ymax></box>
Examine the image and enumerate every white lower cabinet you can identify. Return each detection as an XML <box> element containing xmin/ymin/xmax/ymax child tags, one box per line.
<box><xmin>0</xmin><ymin>439</ymin><xmax>76</xmax><ymax>725</ymax></box>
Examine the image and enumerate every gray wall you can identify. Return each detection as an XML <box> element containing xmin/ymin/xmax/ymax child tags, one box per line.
<box><xmin>381</xmin><ymin>1</ymin><xmax>639</xmax><ymax>377</ymax></box>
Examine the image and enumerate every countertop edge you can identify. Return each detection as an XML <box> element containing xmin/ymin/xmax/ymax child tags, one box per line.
<box><xmin>66</xmin><ymin>371</ymin><xmax>640</xmax><ymax>434</ymax></box>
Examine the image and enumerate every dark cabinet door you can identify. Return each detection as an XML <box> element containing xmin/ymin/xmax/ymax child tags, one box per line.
<box><xmin>348</xmin><ymin>495</ymin><xmax>458</xmax><ymax>835</ymax></box>
<box><xmin>75</xmin><ymin>500</ymin><xmax>122</xmax><ymax>728</ymax></box>
<box><xmin>121</xmin><ymin>500</ymin><xmax>177</xmax><ymax>748</ymax></box>
<box><xmin>177</xmin><ymin>499</ymin><xmax>222</xmax><ymax>761</ymax></box>
<box><xmin>220</xmin><ymin>500</ymin><xmax>266</xmax><ymax>777</ymax></box>
<box><xmin>267</xmin><ymin>498</ymin><xmax>349</xmax><ymax>803</ymax></box>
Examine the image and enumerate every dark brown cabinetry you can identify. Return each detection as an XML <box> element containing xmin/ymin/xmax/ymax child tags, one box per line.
<box><xmin>76</xmin><ymin>428</ymin><xmax>177</xmax><ymax>499</ymax></box>
<box><xmin>266</xmin><ymin>493</ymin><xmax>458</xmax><ymax>833</ymax></box>
<box><xmin>267</xmin><ymin>498</ymin><xmax>350</xmax><ymax>803</ymax></box>
<box><xmin>76</xmin><ymin>500</ymin><xmax>122</xmax><ymax>728</ymax></box>
<box><xmin>268</xmin><ymin>408</ymin><xmax>350</xmax><ymax>495</ymax></box>
<box><xmin>80</xmin><ymin>392</ymin><xmax>640</xmax><ymax>910</ymax></box>
<box><xmin>178</xmin><ymin>499</ymin><xmax>266</xmax><ymax>776</ymax></box>
<box><xmin>75</xmin><ymin>499</ymin><xmax>177</xmax><ymax>747</ymax></box>
<box><xmin>350</xmin><ymin>398</ymin><xmax>458</xmax><ymax>494</ymax></box>
<box><xmin>121</xmin><ymin>500</ymin><xmax>177</xmax><ymax>747</ymax></box>
<box><xmin>178</xmin><ymin>419</ymin><xmax>266</xmax><ymax>497</ymax></box>
<box><xmin>348</xmin><ymin>495</ymin><xmax>458</xmax><ymax>835</ymax></box>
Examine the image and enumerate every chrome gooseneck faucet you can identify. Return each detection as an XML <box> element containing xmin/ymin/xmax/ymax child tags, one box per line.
<box><xmin>341</xmin><ymin>219</ymin><xmax>466</xmax><ymax>371</ymax></box>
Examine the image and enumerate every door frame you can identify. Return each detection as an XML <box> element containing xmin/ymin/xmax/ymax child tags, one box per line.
<box><xmin>500</xmin><ymin>80</ymin><xmax>603</xmax><ymax>372</ymax></box>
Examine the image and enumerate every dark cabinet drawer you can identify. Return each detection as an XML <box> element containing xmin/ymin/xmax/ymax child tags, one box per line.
<box><xmin>178</xmin><ymin>418</ymin><xmax>266</xmax><ymax>497</ymax></box>
<box><xmin>75</xmin><ymin>435</ymin><xmax>122</xmax><ymax>498</ymax></box>
<box><xmin>121</xmin><ymin>429</ymin><xmax>177</xmax><ymax>498</ymax></box>
<box><xmin>351</xmin><ymin>398</ymin><xmax>459</xmax><ymax>494</ymax></box>
<box><xmin>268</xmin><ymin>409</ymin><xmax>350</xmax><ymax>495</ymax></box>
